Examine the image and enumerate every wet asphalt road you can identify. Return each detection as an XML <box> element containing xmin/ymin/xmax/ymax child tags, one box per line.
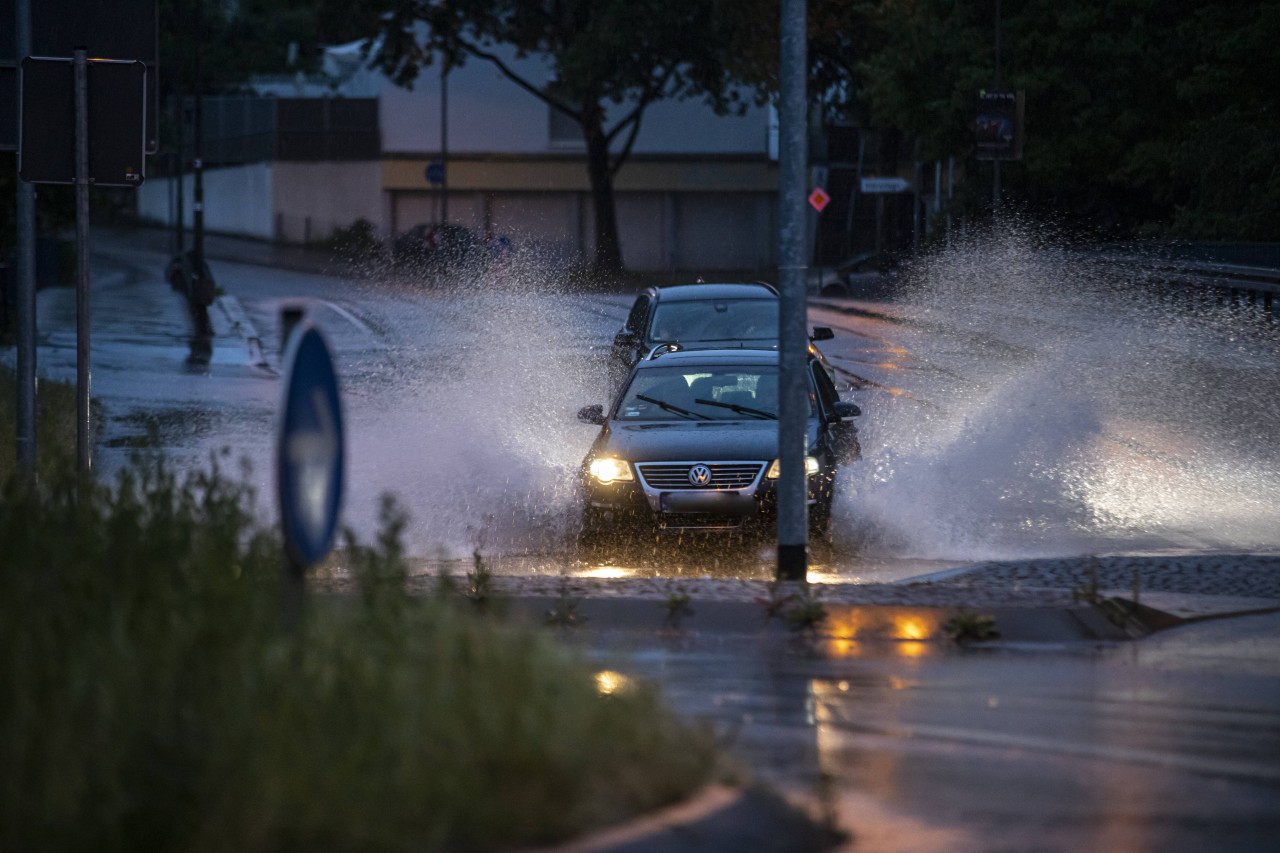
<box><xmin>26</xmin><ymin>228</ymin><xmax>1279</xmax><ymax>572</ymax></box>
<box><xmin>584</xmin><ymin>611</ymin><xmax>1280</xmax><ymax>853</ymax></box>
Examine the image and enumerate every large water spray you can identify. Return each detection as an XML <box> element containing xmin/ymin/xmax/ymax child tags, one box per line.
<box><xmin>833</xmin><ymin>221</ymin><xmax>1280</xmax><ymax>562</ymax></box>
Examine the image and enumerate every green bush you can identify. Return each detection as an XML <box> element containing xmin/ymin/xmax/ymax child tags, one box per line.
<box><xmin>0</xmin><ymin>458</ymin><xmax>715</xmax><ymax>852</ymax></box>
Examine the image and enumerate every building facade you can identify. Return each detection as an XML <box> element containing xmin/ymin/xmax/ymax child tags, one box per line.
<box><xmin>138</xmin><ymin>41</ymin><xmax>783</xmax><ymax>273</ymax></box>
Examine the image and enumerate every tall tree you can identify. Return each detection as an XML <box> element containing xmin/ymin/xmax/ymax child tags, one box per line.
<box><xmin>348</xmin><ymin>0</ymin><xmax>745</xmax><ymax>274</ymax></box>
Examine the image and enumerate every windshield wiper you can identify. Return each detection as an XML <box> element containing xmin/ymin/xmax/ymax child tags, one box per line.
<box><xmin>693</xmin><ymin>398</ymin><xmax>777</xmax><ymax>420</ymax></box>
<box><xmin>636</xmin><ymin>394</ymin><xmax>710</xmax><ymax>420</ymax></box>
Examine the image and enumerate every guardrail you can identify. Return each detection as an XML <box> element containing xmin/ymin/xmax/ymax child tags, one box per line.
<box><xmin>1095</xmin><ymin>254</ymin><xmax>1278</xmax><ymax>321</ymax></box>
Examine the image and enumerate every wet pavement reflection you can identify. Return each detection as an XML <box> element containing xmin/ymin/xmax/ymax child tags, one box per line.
<box><xmin>581</xmin><ymin>611</ymin><xmax>1280</xmax><ymax>852</ymax></box>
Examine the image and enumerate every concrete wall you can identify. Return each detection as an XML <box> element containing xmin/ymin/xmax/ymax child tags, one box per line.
<box><xmin>388</xmin><ymin>186</ymin><xmax>776</xmax><ymax>272</ymax></box>
<box><xmin>271</xmin><ymin>161</ymin><xmax>383</xmax><ymax>243</ymax></box>
<box><xmin>137</xmin><ymin>161</ymin><xmax>383</xmax><ymax>244</ymax></box>
<box><xmin>137</xmin><ymin>163</ymin><xmax>275</xmax><ymax>240</ymax></box>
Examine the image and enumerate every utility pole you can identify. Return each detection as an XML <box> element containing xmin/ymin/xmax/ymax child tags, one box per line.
<box><xmin>776</xmin><ymin>0</ymin><xmax>808</xmax><ymax>582</ymax></box>
<box><xmin>14</xmin><ymin>0</ymin><xmax>37</xmax><ymax>476</ymax></box>
<box><xmin>440</xmin><ymin>56</ymin><xmax>449</xmax><ymax>226</ymax></box>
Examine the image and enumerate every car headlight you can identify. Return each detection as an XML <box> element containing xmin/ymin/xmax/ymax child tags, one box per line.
<box><xmin>589</xmin><ymin>457</ymin><xmax>634</xmax><ymax>484</ymax></box>
<box><xmin>766</xmin><ymin>456</ymin><xmax>819</xmax><ymax>479</ymax></box>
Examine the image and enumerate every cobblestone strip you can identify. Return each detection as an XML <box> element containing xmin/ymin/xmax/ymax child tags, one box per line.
<box><xmin>316</xmin><ymin>554</ymin><xmax>1280</xmax><ymax>610</ymax></box>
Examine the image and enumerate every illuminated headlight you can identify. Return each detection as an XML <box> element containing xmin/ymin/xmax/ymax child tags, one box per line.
<box><xmin>766</xmin><ymin>456</ymin><xmax>819</xmax><ymax>479</ymax></box>
<box><xmin>589</xmin><ymin>457</ymin><xmax>634</xmax><ymax>484</ymax></box>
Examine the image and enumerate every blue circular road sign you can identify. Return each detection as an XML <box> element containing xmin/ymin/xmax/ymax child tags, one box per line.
<box><xmin>425</xmin><ymin>162</ymin><xmax>445</xmax><ymax>185</ymax></box>
<box><xmin>276</xmin><ymin>323</ymin><xmax>345</xmax><ymax>568</ymax></box>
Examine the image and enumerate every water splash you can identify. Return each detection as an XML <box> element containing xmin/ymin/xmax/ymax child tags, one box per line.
<box><xmin>339</xmin><ymin>240</ymin><xmax>614</xmax><ymax>559</ymax></box>
<box><xmin>834</xmin><ymin>219</ymin><xmax>1280</xmax><ymax>561</ymax></box>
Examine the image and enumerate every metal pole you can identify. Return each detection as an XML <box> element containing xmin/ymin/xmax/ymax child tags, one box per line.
<box><xmin>15</xmin><ymin>0</ymin><xmax>37</xmax><ymax>476</ymax></box>
<box><xmin>74</xmin><ymin>49</ymin><xmax>92</xmax><ymax>474</ymax></box>
<box><xmin>947</xmin><ymin>156</ymin><xmax>955</xmax><ymax>247</ymax></box>
<box><xmin>776</xmin><ymin>0</ymin><xmax>808</xmax><ymax>582</ymax></box>
<box><xmin>193</xmin><ymin>0</ymin><xmax>205</xmax><ymax>283</ymax></box>
<box><xmin>174</xmin><ymin>97</ymin><xmax>186</xmax><ymax>257</ymax></box>
<box><xmin>934</xmin><ymin>160</ymin><xmax>942</xmax><ymax>234</ymax></box>
<box><xmin>912</xmin><ymin>160</ymin><xmax>921</xmax><ymax>251</ymax></box>
<box><xmin>993</xmin><ymin>0</ymin><xmax>1002</xmax><ymax>209</ymax></box>
<box><xmin>440</xmin><ymin>57</ymin><xmax>449</xmax><ymax>226</ymax></box>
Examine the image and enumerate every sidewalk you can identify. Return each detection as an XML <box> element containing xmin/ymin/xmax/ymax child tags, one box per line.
<box><xmin>99</xmin><ymin>225</ymin><xmax>347</xmax><ymax>278</ymax></box>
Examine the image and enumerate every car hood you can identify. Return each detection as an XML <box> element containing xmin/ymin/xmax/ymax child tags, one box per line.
<box><xmin>599</xmin><ymin>420</ymin><xmax>818</xmax><ymax>463</ymax></box>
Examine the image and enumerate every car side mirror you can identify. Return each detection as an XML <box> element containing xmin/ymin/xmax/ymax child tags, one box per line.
<box><xmin>613</xmin><ymin>330</ymin><xmax>639</xmax><ymax>348</ymax></box>
<box><xmin>810</xmin><ymin>326</ymin><xmax>834</xmax><ymax>342</ymax></box>
<box><xmin>577</xmin><ymin>404</ymin><xmax>606</xmax><ymax>425</ymax></box>
<box><xmin>834</xmin><ymin>401</ymin><xmax>861</xmax><ymax>419</ymax></box>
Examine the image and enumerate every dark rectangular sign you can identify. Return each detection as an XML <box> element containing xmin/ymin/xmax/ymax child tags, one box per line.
<box><xmin>19</xmin><ymin>56</ymin><xmax>146</xmax><ymax>187</ymax></box>
<box><xmin>1</xmin><ymin>0</ymin><xmax>157</xmax><ymax>152</ymax></box>
<box><xmin>976</xmin><ymin>89</ymin><xmax>1025</xmax><ymax>161</ymax></box>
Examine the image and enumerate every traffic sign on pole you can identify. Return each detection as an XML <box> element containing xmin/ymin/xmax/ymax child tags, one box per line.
<box><xmin>860</xmin><ymin>176</ymin><xmax>910</xmax><ymax>194</ymax></box>
<box><xmin>277</xmin><ymin>323</ymin><xmax>345</xmax><ymax>571</ymax></box>
<box><xmin>19</xmin><ymin>56</ymin><xmax>146</xmax><ymax>186</ymax></box>
<box><xmin>808</xmin><ymin>187</ymin><xmax>831</xmax><ymax>212</ymax></box>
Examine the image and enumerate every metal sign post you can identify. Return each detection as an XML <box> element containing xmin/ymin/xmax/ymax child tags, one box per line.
<box><xmin>776</xmin><ymin>0</ymin><xmax>808</xmax><ymax>582</ymax></box>
<box><xmin>74</xmin><ymin>49</ymin><xmax>90</xmax><ymax>472</ymax></box>
<box><xmin>13</xmin><ymin>0</ymin><xmax>36</xmax><ymax>477</ymax></box>
<box><xmin>20</xmin><ymin>54</ymin><xmax>147</xmax><ymax>474</ymax></box>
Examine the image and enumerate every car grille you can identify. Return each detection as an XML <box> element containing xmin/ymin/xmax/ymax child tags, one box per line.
<box><xmin>637</xmin><ymin>462</ymin><xmax>765</xmax><ymax>490</ymax></box>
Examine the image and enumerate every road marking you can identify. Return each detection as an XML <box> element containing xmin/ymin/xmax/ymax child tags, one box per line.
<box><xmin>318</xmin><ymin>300</ymin><xmax>374</xmax><ymax>335</ymax></box>
<box><xmin>825</xmin><ymin>716</ymin><xmax>1280</xmax><ymax>784</ymax></box>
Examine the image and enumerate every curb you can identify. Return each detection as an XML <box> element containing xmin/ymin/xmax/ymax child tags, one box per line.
<box><xmin>497</xmin><ymin>596</ymin><xmax>1163</xmax><ymax>644</ymax></box>
<box><xmin>521</xmin><ymin>785</ymin><xmax>838</xmax><ymax>853</ymax></box>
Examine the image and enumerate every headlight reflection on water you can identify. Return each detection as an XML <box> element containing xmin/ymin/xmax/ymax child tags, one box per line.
<box><xmin>594</xmin><ymin>670</ymin><xmax>635</xmax><ymax>696</ymax></box>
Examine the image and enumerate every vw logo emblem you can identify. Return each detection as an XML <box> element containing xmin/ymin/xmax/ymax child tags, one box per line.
<box><xmin>688</xmin><ymin>464</ymin><xmax>712</xmax><ymax>486</ymax></box>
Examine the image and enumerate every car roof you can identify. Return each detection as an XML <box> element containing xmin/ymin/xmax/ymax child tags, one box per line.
<box><xmin>636</xmin><ymin>347</ymin><xmax>784</xmax><ymax>369</ymax></box>
<box><xmin>650</xmin><ymin>282</ymin><xmax>778</xmax><ymax>302</ymax></box>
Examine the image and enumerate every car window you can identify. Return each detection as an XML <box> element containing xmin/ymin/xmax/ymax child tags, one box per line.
<box><xmin>648</xmin><ymin>299</ymin><xmax>778</xmax><ymax>343</ymax></box>
<box><xmin>625</xmin><ymin>296</ymin><xmax>650</xmax><ymax>333</ymax></box>
<box><xmin>616</xmin><ymin>365</ymin><xmax>810</xmax><ymax>421</ymax></box>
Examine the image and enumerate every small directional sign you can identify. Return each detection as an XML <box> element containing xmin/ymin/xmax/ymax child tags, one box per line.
<box><xmin>860</xmin><ymin>176</ymin><xmax>911</xmax><ymax>194</ymax></box>
<box><xmin>808</xmin><ymin>187</ymin><xmax>831</xmax><ymax>212</ymax></box>
<box><xmin>277</xmin><ymin>323</ymin><xmax>345</xmax><ymax>569</ymax></box>
<box><xmin>425</xmin><ymin>161</ymin><xmax>445</xmax><ymax>185</ymax></box>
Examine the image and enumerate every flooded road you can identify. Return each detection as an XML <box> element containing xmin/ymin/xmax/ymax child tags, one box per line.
<box><xmin>14</xmin><ymin>228</ymin><xmax>1277</xmax><ymax>579</ymax></box>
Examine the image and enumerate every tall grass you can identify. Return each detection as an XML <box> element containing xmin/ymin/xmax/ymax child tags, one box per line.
<box><xmin>0</xmin><ymin>458</ymin><xmax>715</xmax><ymax>852</ymax></box>
<box><xmin>0</xmin><ymin>363</ymin><xmax>78</xmax><ymax>482</ymax></box>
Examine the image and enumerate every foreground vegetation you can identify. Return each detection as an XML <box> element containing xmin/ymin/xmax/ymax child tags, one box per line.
<box><xmin>0</xmin><ymin>364</ymin><xmax>78</xmax><ymax>483</ymax></box>
<box><xmin>0</xmin><ymin>458</ymin><xmax>716</xmax><ymax>851</ymax></box>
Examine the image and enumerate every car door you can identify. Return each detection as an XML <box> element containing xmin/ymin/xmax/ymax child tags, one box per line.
<box><xmin>812</xmin><ymin>363</ymin><xmax>860</xmax><ymax>463</ymax></box>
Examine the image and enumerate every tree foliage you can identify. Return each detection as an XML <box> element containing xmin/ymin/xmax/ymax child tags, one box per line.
<box><xmin>846</xmin><ymin>0</ymin><xmax>1280</xmax><ymax>239</ymax></box>
<box><xmin>347</xmin><ymin>0</ymin><xmax>747</xmax><ymax>273</ymax></box>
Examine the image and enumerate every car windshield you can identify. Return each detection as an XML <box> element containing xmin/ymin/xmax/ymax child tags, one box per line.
<box><xmin>616</xmin><ymin>365</ymin><xmax>814</xmax><ymax>421</ymax></box>
<box><xmin>649</xmin><ymin>298</ymin><xmax>778</xmax><ymax>342</ymax></box>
